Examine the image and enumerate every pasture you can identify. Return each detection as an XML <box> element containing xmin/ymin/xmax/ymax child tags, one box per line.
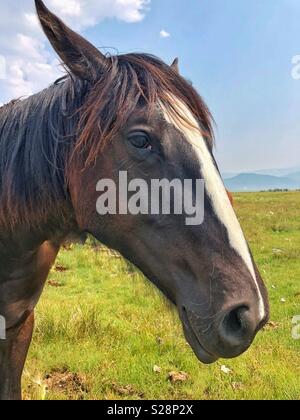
<box><xmin>23</xmin><ymin>192</ymin><xmax>300</xmax><ymax>400</ymax></box>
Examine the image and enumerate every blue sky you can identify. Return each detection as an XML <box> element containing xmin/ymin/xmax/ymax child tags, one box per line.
<box><xmin>1</xmin><ymin>0</ymin><xmax>299</xmax><ymax>173</ymax></box>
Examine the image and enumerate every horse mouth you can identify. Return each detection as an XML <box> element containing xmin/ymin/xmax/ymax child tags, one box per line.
<box><xmin>181</xmin><ymin>307</ymin><xmax>219</xmax><ymax>365</ymax></box>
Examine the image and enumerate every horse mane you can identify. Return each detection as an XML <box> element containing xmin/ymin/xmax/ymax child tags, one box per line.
<box><xmin>0</xmin><ymin>53</ymin><xmax>214</xmax><ymax>230</ymax></box>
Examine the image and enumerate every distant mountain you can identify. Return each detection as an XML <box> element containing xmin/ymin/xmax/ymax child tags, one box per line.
<box><xmin>224</xmin><ymin>173</ymin><xmax>300</xmax><ymax>192</ymax></box>
<box><xmin>222</xmin><ymin>166</ymin><xmax>300</xmax><ymax>180</ymax></box>
<box><xmin>222</xmin><ymin>172</ymin><xmax>238</xmax><ymax>179</ymax></box>
<box><xmin>287</xmin><ymin>171</ymin><xmax>300</xmax><ymax>183</ymax></box>
<box><xmin>252</xmin><ymin>166</ymin><xmax>300</xmax><ymax>177</ymax></box>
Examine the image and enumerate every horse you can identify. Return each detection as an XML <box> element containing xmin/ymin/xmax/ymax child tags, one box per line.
<box><xmin>0</xmin><ymin>0</ymin><xmax>269</xmax><ymax>400</ymax></box>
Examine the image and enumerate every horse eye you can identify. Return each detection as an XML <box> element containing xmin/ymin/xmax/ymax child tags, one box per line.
<box><xmin>128</xmin><ymin>132</ymin><xmax>151</xmax><ymax>150</ymax></box>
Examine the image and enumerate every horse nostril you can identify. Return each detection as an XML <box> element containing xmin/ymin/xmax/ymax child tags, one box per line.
<box><xmin>219</xmin><ymin>305</ymin><xmax>255</xmax><ymax>350</ymax></box>
<box><xmin>224</xmin><ymin>306</ymin><xmax>246</xmax><ymax>334</ymax></box>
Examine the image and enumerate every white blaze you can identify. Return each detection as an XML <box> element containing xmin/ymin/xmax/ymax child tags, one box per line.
<box><xmin>161</xmin><ymin>97</ymin><xmax>265</xmax><ymax>320</ymax></box>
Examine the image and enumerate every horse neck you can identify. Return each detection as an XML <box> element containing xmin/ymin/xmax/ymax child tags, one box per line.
<box><xmin>0</xmin><ymin>77</ymin><xmax>86</xmax><ymax>238</ymax></box>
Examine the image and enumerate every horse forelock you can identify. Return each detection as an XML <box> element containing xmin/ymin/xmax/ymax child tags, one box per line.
<box><xmin>70</xmin><ymin>53</ymin><xmax>214</xmax><ymax>170</ymax></box>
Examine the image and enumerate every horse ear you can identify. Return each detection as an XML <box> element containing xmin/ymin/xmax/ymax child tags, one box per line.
<box><xmin>171</xmin><ymin>57</ymin><xmax>179</xmax><ymax>73</ymax></box>
<box><xmin>35</xmin><ymin>0</ymin><xmax>108</xmax><ymax>82</ymax></box>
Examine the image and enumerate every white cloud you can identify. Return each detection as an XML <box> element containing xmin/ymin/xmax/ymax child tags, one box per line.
<box><xmin>0</xmin><ymin>0</ymin><xmax>150</xmax><ymax>103</ymax></box>
<box><xmin>160</xmin><ymin>29</ymin><xmax>171</xmax><ymax>38</ymax></box>
<box><xmin>49</xmin><ymin>0</ymin><xmax>150</xmax><ymax>27</ymax></box>
<box><xmin>50</xmin><ymin>0</ymin><xmax>82</xmax><ymax>18</ymax></box>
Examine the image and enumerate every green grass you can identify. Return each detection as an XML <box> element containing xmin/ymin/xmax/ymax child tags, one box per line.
<box><xmin>23</xmin><ymin>192</ymin><xmax>300</xmax><ymax>400</ymax></box>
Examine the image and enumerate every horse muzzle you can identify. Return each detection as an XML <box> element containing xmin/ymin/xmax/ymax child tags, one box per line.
<box><xmin>180</xmin><ymin>302</ymin><xmax>269</xmax><ymax>364</ymax></box>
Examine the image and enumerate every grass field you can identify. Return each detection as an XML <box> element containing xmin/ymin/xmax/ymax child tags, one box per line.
<box><xmin>23</xmin><ymin>192</ymin><xmax>300</xmax><ymax>400</ymax></box>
